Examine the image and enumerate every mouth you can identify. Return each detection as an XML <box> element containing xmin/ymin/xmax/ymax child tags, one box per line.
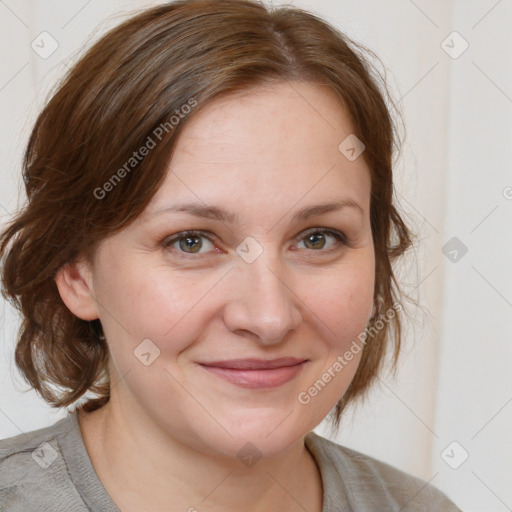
<box><xmin>198</xmin><ymin>358</ymin><xmax>309</xmax><ymax>389</ymax></box>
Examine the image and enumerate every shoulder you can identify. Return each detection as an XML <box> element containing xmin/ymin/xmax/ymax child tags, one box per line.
<box><xmin>0</xmin><ymin>412</ymin><xmax>87</xmax><ymax>511</ymax></box>
<box><xmin>305</xmin><ymin>432</ymin><xmax>462</xmax><ymax>511</ymax></box>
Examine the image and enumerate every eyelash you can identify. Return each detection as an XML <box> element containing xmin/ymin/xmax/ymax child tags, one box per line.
<box><xmin>161</xmin><ymin>228</ymin><xmax>347</xmax><ymax>258</ymax></box>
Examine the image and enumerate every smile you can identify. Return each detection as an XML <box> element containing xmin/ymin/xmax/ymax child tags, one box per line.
<box><xmin>198</xmin><ymin>358</ymin><xmax>309</xmax><ymax>389</ymax></box>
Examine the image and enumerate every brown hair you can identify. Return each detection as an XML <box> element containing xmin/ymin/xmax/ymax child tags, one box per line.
<box><xmin>0</xmin><ymin>0</ymin><xmax>413</xmax><ymax>428</ymax></box>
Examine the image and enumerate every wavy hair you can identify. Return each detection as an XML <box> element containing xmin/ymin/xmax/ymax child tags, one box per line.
<box><xmin>0</xmin><ymin>0</ymin><xmax>413</xmax><ymax>429</ymax></box>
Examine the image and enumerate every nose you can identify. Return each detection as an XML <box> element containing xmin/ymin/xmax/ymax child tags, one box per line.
<box><xmin>223</xmin><ymin>254</ymin><xmax>303</xmax><ymax>346</ymax></box>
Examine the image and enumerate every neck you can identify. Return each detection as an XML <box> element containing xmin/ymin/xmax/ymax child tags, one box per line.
<box><xmin>78</xmin><ymin>396</ymin><xmax>323</xmax><ymax>512</ymax></box>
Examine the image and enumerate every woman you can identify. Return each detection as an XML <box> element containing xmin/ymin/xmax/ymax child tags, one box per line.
<box><xmin>0</xmin><ymin>1</ymin><xmax>462</xmax><ymax>510</ymax></box>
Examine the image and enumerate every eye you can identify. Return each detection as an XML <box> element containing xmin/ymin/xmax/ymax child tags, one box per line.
<box><xmin>162</xmin><ymin>227</ymin><xmax>347</xmax><ymax>258</ymax></box>
<box><xmin>296</xmin><ymin>228</ymin><xmax>346</xmax><ymax>252</ymax></box>
<box><xmin>162</xmin><ymin>230</ymin><xmax>216</xmax><ymax>255</ymax></box>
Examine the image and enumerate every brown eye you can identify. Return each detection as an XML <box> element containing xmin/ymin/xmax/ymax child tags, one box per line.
<box><xmin>297</xmin><ymin>228</ymin><xmax>346</xmax><ymax>251</ymax></box>
<box><xmin>178</xmin><ymin>234</ymin><xmax>203</xmax><ymax>253</ymax></box>
<box><xmin>163</xmin><ymin>230</ymin><xmax>215</xmax><ymax>255</ymax></box>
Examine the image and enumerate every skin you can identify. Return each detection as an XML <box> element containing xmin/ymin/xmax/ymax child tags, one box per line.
<box><xmin>56</xmin><ymin>80</ymin><xmax>375</xmax><ymax>512</ymax></box>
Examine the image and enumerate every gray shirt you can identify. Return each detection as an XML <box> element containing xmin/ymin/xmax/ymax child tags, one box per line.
<box><xmin>0</xmin><ymin>410</ymin><xmax>461</xmax><ymax>511</ymax></box>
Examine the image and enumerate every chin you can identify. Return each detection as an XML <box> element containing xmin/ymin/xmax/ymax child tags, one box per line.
<box><xmin>202</xmin><ymin>409</ymin><xmax>316</xmax><ymax>461</ymax></box>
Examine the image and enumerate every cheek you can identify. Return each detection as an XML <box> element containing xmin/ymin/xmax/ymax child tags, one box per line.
<box><xmin>95</xmin><ymin>258</ymin><xmax>208</xmax><ymax>343</ymax></box>
<box><xmin>307</xmin><ymin>259</ymin><xmax>375</xmax><ymax>340</ymax></box>
<box><xmin>99</xmin><ymin>251</ymin><xmax>374</xmax><ymax>328</ymax></box>
<box><xmin>93</xmin><ymin>266</ymin><xmax>208</xmax><ymax>400</ymax></box>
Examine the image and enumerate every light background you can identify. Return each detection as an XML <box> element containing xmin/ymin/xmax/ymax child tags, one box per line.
<box><xmin>0</xmin><ymin>1</ymin><xmax>511</xmax><ymax>510</ymax></box>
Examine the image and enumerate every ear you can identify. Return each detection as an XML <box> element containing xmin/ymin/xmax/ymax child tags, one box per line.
<box><xmin>55</xmin><ymin>256</ymin><xmax>99</xmax><ymax>321</ymax></box>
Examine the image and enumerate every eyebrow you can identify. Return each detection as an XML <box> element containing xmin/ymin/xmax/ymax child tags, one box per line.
<box><xmin>148</xmin><ymin>199</ymin><xmax>363</xmax><ymax>224</ymax></box>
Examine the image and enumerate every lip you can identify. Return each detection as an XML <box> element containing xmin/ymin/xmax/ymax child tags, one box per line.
<box><xmin>198</xmin><ymin>358</ymin><xmax>308</xmax><ymax>389</ymax></box>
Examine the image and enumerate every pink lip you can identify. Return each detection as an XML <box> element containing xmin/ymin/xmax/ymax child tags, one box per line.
<box><xmin>198</xmin><ymin>358</ymin><xmax>308</xmax><ymax>389</ymax></box>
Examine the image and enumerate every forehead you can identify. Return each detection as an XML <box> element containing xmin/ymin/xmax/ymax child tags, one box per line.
<box><xmin>146</xmin><ymin>80</ymin><xmax>371</xmax><ymax>220</ymax></box>
<box><xmin>173</xmin><ymin>80</ymin><xmax>353</xmax><ymax>161</ymax></box>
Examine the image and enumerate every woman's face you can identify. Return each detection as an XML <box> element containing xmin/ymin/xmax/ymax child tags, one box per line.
<box><xmin>80</xmin><ymin>80</ymin><xmax>375</xmax><ymax>458</ymax></box>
